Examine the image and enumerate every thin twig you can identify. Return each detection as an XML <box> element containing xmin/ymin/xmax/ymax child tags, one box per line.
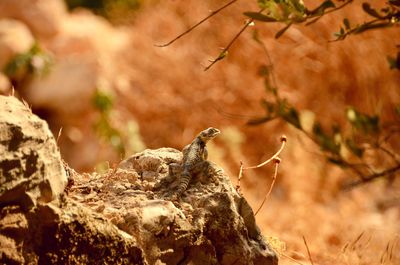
<box><xmin>305</xmin><ymin>0</ymin><xmax>354</xmax><ymax>25</ymax></box>
<box><xmin>280</xmin><ymin>252</ymin><xmax>306</xmax><ymax>265</ymax></box>
<box><xmin>204</xmin><ymin>18</ymin><xmax>254</xmax><ymax>71</ymax></box>
<box><xmin>254</xmin><ymin>158</ymin><xmax>280</xmax><ymax>216</ymax></box>
<box><xmin>236</xmin><ymin>161</ymin><xmax>244</xmax><ymax>194</ymax></box>
<box><xmin>212</xmin><ymin>103</ymin><xmax>262</xmax><ymax>120</ymax></box>
<box><xmin>343</xmin><ymin>164</ymin><xmax>400</xmax><ymax>190</ymax></box>
<box><xmin>253</xmin><ymin>30</ymin><xmax>279</xmax><ymax>97</ymax></box>
<box><xmin>302</xmin><ymin>236</ymin><xmax>315</xmax><ymax>265</ymax></box>
<box><xmin>155</xmin><ymin>0</ymin><xmax>239</xmax><ymax>47</ymax></box>
<box><xmin>243</xmin><ymin>135</ymin><xmax>286</xmax><ymax>170</ymax></box>
<box><xmin>57</xmin><ymin>127</ymin><xmax>63</xmax><ymax>145</ymax></box>
<box><xmin>379</xmin><ymin>145</ymin><xmax>400</xmax><ymax>164</ymax></box>
<box><xmin>330</xmin><ymin>18</ymin><xmax>382</xmax><ymax>41</ymax></box>
<box><xmin>350</xmin><ymin>231</ymin><xmax>365</xmax><ymax>250</ymax></box>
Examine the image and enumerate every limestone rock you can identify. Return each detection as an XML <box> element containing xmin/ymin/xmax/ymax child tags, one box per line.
<box><xmin>0</xmin><ymin>95</ymin><xmax>67</xmax><ymax>207</ymax></box>
<box><xmin>25</xmin><ymin>56</ymin><xmax>98</xmax><ymax>114</ymax></box>
<box><xmin>0</xmin><ymin>19</ymin><xmax>34</xmax><ymax>70</ymax></box>
<box><xmin>0</xmin><ymin>200</ymin><xmax>146</xmax><ymax>265</ymax></box>
<box><xmin>70</xmin><ymin>149</ymin><xmax>279</xmax><ymax>265</ymax></box>
<box><xmin>0</xmin><ymin>0</ymin><xmax>66</xmax><ymax>38</ymax></box>
<box><xmin>0</xmin><ymin>98</ymin><xmax>278</xmax><ymax>264</ymax></box>
<box><xmin>0</xmin><ymin>96</ymin><xmax>146</xmax><ymax>264</ymax></box>
<box><xmin>0</xmin><ymin>73</ymin><xmax>11</xmax><ymax>95</ymax></box>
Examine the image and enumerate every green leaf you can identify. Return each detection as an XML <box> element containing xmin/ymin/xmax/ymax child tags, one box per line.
<box><xmin>275</xmin><ymin>22</ymin><xmax>292</xmax><ymax>39</ymax></box>
<box><xmin>244</xmin><ymin>12</ymin><xmax>277</xmax><ymax>22</ymax></box>
<box><xmin>387</xmin><ymin>53</ymin><xmax>400</xmax><ymax>70</ymax></box>
<box><xmin>93</xmin><ymin>90</ymin><xmax>114</xmax><ymax>112</ymax></box>
<box><xmin>343</xmin><ymin>18</ymin><xmax>351</xmax><ymax>30</ymax></box>
<box><xmin>313</xmin><ymin>122</ymin><xmax>340</xmax><ymax>155</ymax></box>
<box><xmin>346</xmin><ymin>107</ymin><xmax>380</xmax><ymax>134</ymax></box>
<box><xmin>257</xmin><ymin>0</ymin><xmax>269</xmax><ymax>9</ymax></box>
<box><xmin>387</xmin><ymin>56</ymin><xmax>398</xmax><ymax>69</ymax></box>
<box><xmin>327</xmin><ymin>157</ymin><xmax>348</xmax><ymax>168</ymax></box>
<box><xmin>362</xmin><ymin>3</ymin><xmax>383</xmax><ymax>18</ymax></box>
<box><xmin>290</xmin><ymin>0</ymin><xmax>306</xmax><ymax>13</ymax></box>
<box><xmin>278</xmin><ymin>102</ymin><xmax>301</xmax><ymax>129</ymax></box>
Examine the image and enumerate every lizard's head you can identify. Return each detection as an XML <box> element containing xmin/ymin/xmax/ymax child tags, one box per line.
<box><xmin>198</xmin><ymin>127</ymin><xmax>220</xmax><ymax>142</ymax></box>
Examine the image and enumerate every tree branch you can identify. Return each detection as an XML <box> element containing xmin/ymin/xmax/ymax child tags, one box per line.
<box><xmin>155</xmin><ymin>0</ymin><xmax>239</xmax><ymax>47</ymax></box>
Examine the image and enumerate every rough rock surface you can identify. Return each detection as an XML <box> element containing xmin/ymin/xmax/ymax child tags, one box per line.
<box><xmin>0</xmin><ymin>96</ymin><xmax>145</xmax><ymax>264</ymax></box>
<box><xmin>0</xmin><ymin>95</ymin><xmax>67</xmax><ymax>208</ymax></box>
<box><xmin>69</xmin><ymin>148</ymin><xmax>279</xmax><ymax>265</ymax></box>
<box><xmin>0</xmin><ymin>95</ymin><xmax>278</xmax><ymax>265</ymax></box>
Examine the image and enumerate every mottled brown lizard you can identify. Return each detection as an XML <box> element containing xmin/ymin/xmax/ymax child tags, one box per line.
<box><xmin>168</xmin><ymin>127</ymin><xmax>220</xmax><ymax>198</ymax></box>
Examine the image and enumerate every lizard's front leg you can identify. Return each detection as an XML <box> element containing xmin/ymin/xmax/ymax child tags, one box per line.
<box><xmin>154</xmin><ymin>162</ymin><xmax>181</xmax><ymax>190</ymax></box>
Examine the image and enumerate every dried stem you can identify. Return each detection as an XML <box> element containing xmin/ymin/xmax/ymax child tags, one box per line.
<box><xmin>155</xmin><ymin>0</ymin><xmax>239</xmax><ymax>47</ymax></box>
<box><xmin>236</xmin><ymin>136</ymin><xmax>286</xmax><ymax>215</ymax></box>
<box><xmin>236</xmin><ymin>161</ymin><xmax>244</xmax><ymax>194</ymax></box>
<box><xmin>56</xmin><ymin>127</ymin><xmax>63</xmax><ymax>145</ymax></box>
<box><xmin>243</xmin><ymin>135</ymin><xmax>286</xmax><ymax>170</ymax></box>
<box><xmin>254</xmin><ymin>159</ymin><xmax>279</xmax><ymax>216</ymax></box>
<box><xmin>302</xmin><ymin>236</ymin><xmax>315</xmax><ymax>265</ymax></box>
<box><xmin>280</xmin><ymin>252</ymin><xmax>306</xmax><ymax>265</ymax></box>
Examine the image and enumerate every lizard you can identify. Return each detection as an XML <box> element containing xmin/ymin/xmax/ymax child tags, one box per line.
<box><xmin>167</xmin><ymin>127</ymin><xmax>220</xmax><ymax>199</ymax></box>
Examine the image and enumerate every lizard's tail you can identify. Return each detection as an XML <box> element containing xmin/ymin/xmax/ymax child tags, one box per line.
<box><xmin>176</xmin><ymin>171</ymin><xmax>191</xmax><ymax>195</ymax></box>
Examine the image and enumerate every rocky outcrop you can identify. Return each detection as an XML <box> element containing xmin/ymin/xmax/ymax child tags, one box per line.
<box><xmin>70</xmin><ymin>150</ymin><xmax>278</xmax><ymax>265</ymax></box>
<box><xmin>0</xmin><ymin>96</ymin><xmax>145</xmax><ymax>264</ymax></box>
<box><xmin>0</xmin><ymin>95</ymin><xmax>278</xmax><ymax>265</ymax></box>
<box><xmin>0</xmin><ymin>95</ymin><xmax>67</xmax><ymax>208</ymax></box>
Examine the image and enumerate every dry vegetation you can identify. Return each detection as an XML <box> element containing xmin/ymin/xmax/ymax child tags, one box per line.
<box><xmin>109</xmin><ymin>0</ymin><xmax>400</xmax><ymax>264</ymax></box>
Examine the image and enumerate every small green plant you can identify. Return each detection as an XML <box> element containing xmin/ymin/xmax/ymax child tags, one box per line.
<box><xmin>92</xmin><ymin>89</ymin><xmax>125</xmax><ymax>156</ymax></box>
<box><xmin>92</xmin><ymin>89</ymin><xmax>146</xmax><ymax>159</ymax></box>
<box><xmin>3</xmin><ymin>43</ymin><xmax>53</xmax><ymax>81</ymax></box>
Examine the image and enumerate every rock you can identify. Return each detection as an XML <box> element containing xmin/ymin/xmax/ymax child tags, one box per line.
<box><xmin>24</xmin><ymin>56</ymin><xmax>98</xmax><ymax>114</ymax></box>
<box><xmin>0</xmin><ymin>99</ymin><xmax>277</xmax><ymax>264</ymax></box>
<box><xmin>0</xmin><ymin>73</ymin><xmax>11</xmax><ymax>95</ymax></box>
<box><xmin>0</xmin><ymin>95</ymin><xmax>67</xmax><ymax>208</ymax></box>
<box><xmin>24</xmin><ymin>10</ymin><xmax>131</xmax><ymax>115</ymax></box>
<box><xmin>0</xmin><ymin>96</ymin><xmax>146</xmax><ymax>264</ymax></box>
<box><xmin>0</xmin><ymin>200</ymin><xmax>146</xmax><ymax>265</ymax></box>
<box><xmin>70</xmin><ymin>149</ymin><xmax>279</xmax><ymax>265</ymax></box>
<box><xmin>0</xmin><ymin>19</ymin><xmax>34</xmax><ymax>70</ymax></box>
<box><xmin>0</xmin><ymin>0</ymin><xmax>66</xmax><ymax>38</ymax></box>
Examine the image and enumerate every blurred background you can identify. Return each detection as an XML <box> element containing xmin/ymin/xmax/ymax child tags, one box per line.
<box><xmin>0</xmin><ymin>0</ymin><xmax>399</xmax><ymax>264</ymax></box>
